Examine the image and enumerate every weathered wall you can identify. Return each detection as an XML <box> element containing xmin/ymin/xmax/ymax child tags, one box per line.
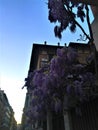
<box><xmin>91</xmin><ymin>6</ymin><xmax>98</xmax><ymax>50</ymax></box>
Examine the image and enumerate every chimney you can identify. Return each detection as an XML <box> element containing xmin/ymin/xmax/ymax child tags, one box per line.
<box><xmin>44</xmin><ymin>41</ymin><xmax>47</xmax><ymax>45</ymax></box>
<box><xmin>58</xmin><ymin>42</ymin><xmax>60</xmax><ymax>46</ymax></box>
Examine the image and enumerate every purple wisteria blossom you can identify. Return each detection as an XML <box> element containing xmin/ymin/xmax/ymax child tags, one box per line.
<box><xmin>24</xmin><ymin>47</ymin><xmax>95</xmax><ymax>121</ymax></box>
<box><xmin>48</xmin><ymin>0</ymin><xmax>93</xmax><ymax>42</ymax></box>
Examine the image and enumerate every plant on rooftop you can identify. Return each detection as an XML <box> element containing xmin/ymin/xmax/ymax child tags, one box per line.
<box><xmin>24</xmin><ymin>47</ymin><xmax>96</xmax><ymax>121</ymax></box>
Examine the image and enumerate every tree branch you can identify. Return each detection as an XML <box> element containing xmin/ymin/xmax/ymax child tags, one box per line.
<box><xmin>74</xmin><ymin>19</ymin><xmax>91</xmax><ymax>41</ymax></box>
<box><xmin>64</xmin><ymin>3</ymin><xmax>92</xmax><ymax>42</ymax></box>
<box><xmin>85</xmin><ymin>5</ymin><xmax>94</xmax><ymax>43</ymax></box>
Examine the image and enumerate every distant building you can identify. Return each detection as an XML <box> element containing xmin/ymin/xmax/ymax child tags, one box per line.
<box><xmin>0</xmin><ymin>89</ymin><xmax>4</xmax><ymax>129</ymax></box>
<box><xmin>17</xmin><ymin>124</ymin><xmax>21</xmax><ymax>130</ymax></box>
<box><xmin>0</xmin><ymin>89</ymin><xmax>17</xmax><ymax>130</ymax></box>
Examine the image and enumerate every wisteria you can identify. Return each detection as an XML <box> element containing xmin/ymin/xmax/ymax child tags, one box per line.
<box><xmin>48</xmin><ymin>0</ymin><xmax>93</xmax><ymax>41</ymax></box>
<box><xmin>24</xmin><ymin>47</ymin><xmax>96</xmax><ymax>121</ymax></box>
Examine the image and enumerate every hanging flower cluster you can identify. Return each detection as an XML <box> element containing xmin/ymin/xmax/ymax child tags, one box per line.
<box><xmin>48</xmin><ymin>0</ymin><xmax>87</xmax><ymax>39</ymax></box>
<box><xmin>24</xmin><ymin>47</ymin><xmax>96</xmax><ymax>121</ymax></box>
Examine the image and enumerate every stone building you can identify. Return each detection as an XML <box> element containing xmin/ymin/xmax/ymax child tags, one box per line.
<box><xmin>0</xmin><ymin>89</ymin><xmax>4</xmax><ymax>129</ymax></box>
<box><xmin>21</xmin><ymin>42</ymin><xmax>97</xmax><ymax>130</ymax></box>
<box><xmin>91</xmin><ymin>5</ymin><xmax>98</xmax><ymax>50</ymax></box>
<box><xmin>21</xmin><ymin>43</ymin><xmax>63</xmax><ymax>130</ymax></box>
<box><xmin>17</xmin><ymin>124</ymin><xmax>21</xmax><ymax>130</ymax></box>
<box><xmin>0</xmin><ymin>89</ymin><xmax>17</xmax><ymax>130</ymax></box>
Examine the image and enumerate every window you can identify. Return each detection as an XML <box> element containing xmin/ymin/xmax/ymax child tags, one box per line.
<box><xmin>40</xmin><ymin>58</ymin><xmax>48</xmax><ymax>68</ymax></box>
<box><xmin>37</xmin><ymin>51</ymin><xmax>49</xmax><ymax>69</ymax></box>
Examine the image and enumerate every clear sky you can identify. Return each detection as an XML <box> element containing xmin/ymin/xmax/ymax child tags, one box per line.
<box><xmin>0</xmin><ymin>0</ymin><xmax>94</xmax><ymax>124</ymax></box>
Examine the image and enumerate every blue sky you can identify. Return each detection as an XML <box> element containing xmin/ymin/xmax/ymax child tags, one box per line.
<box><xmin>0</xmin><ymin>0</ymin><xmax>94</xmax><ymax>123</ymax></box>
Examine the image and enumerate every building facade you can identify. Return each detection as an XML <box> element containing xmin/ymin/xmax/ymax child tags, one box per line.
<box><xmin>0</xmin><ymin>89</ymin><xmax>17</xmax><ymax>130</ymax></box>
<box><xmin>21</xmin><ymin>43</ymin><xmax>63</xmax><ymax>130</ymax></box>
<box><xmin>21</xmin><ymin>42</ymin><xmax>97</xmax><ymax>130</ymax></box>
<box><xmin>91</xmin><ymin>5</ymin><xmax>98</xmax><ymax>50</ymax></box>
